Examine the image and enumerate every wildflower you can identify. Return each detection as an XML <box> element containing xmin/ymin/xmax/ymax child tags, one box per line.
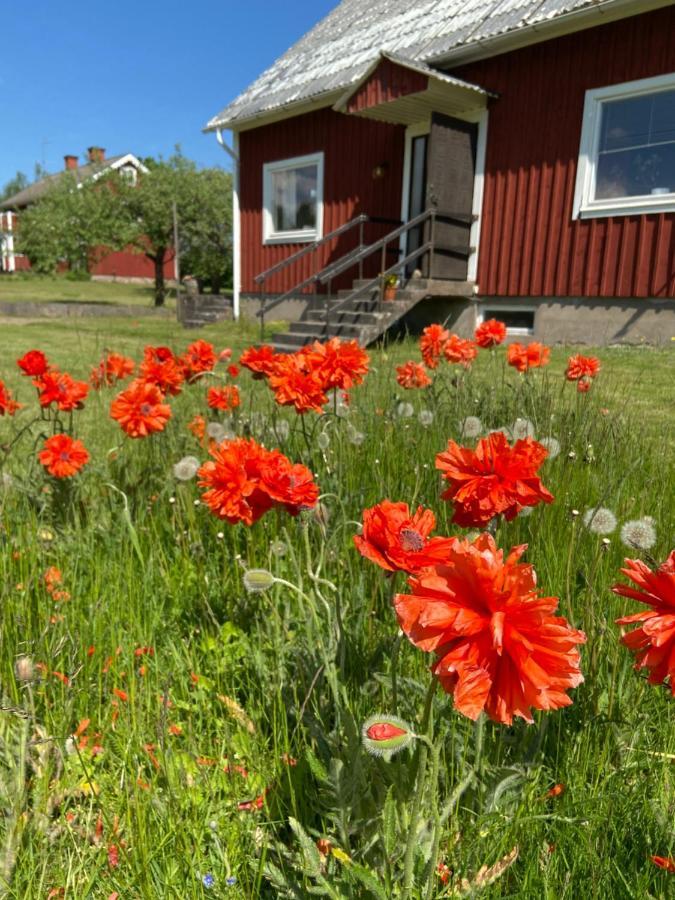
<box><xmin>395</xmin><ymin>534</ymin><xmax>586</xmax><ymax>724</ymax></box>
<box><xmin>583</xmin><ymin>507</ymin><xmax>617</xmax><ymax>535</ymax></box>
<box><xmin>110</xmin><ymin>380</ymin><xmax>171</xmax><ymax>438</ymax></box>
<box><xmin>613</xmin><ymin>551</ymin><xmax>675</xmax><ymax>692</ymax></box>
<box><xmin>0</xmin><ymin>380</ymin><xmax>21</xmax><ymax>416</ymax></box>
<box><xmin>267</xmin><ymin>351</ymin><xmax>328</xmax><ymax>414</ymax></box>
<box><xmin>459</xmin><ymin>416</ymin><xmax>482</xmax><ymax>439</ymax></box>
<box><xmin>354</xmin><ymin>500</ymin><xmax>457</xmax><ymax>574</ymax></box>
<box><xmin>181</xmin><ymin>339</ymin><xmax>217</xmax><ymax>381</ymax></box>
<box><xmin>396</xmin><ymin>361</ymin><xmax>432</xmax><ymax>389</ymax></box>
<box><xmin>539</xmin><ymin>437</ymin><xmax>560</xmax><ymax>459</ymax></box>
<box><xmin>546</xmin><ymin>784</ymin><xmax>565</xmax><ymax>798</ymax></box>
<box><xmin>34</xmin><ymin>370</ymin><xmax>89</xmax><ymax>411</ymax></box>
<box><xmin>207</xmin><ymin>385</ymin><xmax>240</xmax><ymax>412</ymax></box>
<box><xmin>173</xmin><ymin>456</ymin><xmax>201</xmax><ymax>481</ymax></box>
<box><xmin>219</xmin><ymin>347</ymin><xmax>233</xmax><ymax>361</ymax></box>
<box><xmin>308</xmin><ymin>336</ymin><xmax>370</xmax><ymax>390</ymax></box>
<box><xmin>362</xmin><ymin>715</ymin><xmax>414</xmax><ymax>759</ymax></box>
<box><xmin>507</xmin><ymin>342</ymin><xmax>550</xmax><ymax>373</ymax></box>
<box><xmin>444</xmin><ymin>334</ymin><xmax>478</xmax><ymax>367</ymax></box>
<box><xmin>620</xmin><ymin>517</ymin><xmax>657</xmax><ymax>551</ymax></box>
<box><xmin>202</xmin><ymin>874</ymin><xmax>215</xmax><ymax>889</ymax></box>
<box><xmin>90</xmin><ymin>353</ymin><xmax>135</xmax><ymax>388</ymax></box>
<box><xmin>316</xmin><ymin>838</ymin><xmax>333</xmax><ymax>856</ymax></box>
<box><xmin>271</xmin><ymin>540</ymin><xmax>287</xmax><ymax>557</ymax></box>
<box><xmin>17</xmin><ymin>349</ymin><xmax>48</xmax><ymax>377</ymax></box>
<box><xmin>565</xmin><ymin>354</ymin><xmax>600</xmax><ymax>382</ymax></box>
<box><xmin>226</xmin><ymin>876</ymin><xmax>237</xmax><ymax>887</ymax></box>
<box><xmin>418</xmin><ymin>409</ymin><xmax>434</xmax><ymax>427</ymax></box>
<box><xmin>239</xmin><ymin>344</ymin><xmax>278</xmax><ymax>379</ymax></box>
<box><xmin>14</xmin><ymin>656</ymin><xmax>34</xmax><ymax>682</ymax></box>
<box><xmin>650</xmin><ymin>856</ymin><xmax>675</xmax><ymax>873</ymax></box>
<box><xmin>396</xmin><ymin>402</ymin><xmax>414</xmax><ymax>419</ymax></box>
<box><xmin>475</xmin><ymin>318</ymin><xmax>506</xmax><ymax>348</ymax></box>
<box><xmin>420</xmin><ymin>323</ymin><xmax>450</xmax><ymax>369</ymax></box>
<box><xmin>511</xmin><ymin>418</ymin><xmax>536</xmax><ymax>441</ymax></box>
<box><xmin>227</xmin><ymin>364</ymin><xmax>240</xmax><ymax>379</ymax></box>
<box><xmin>39</xmin><ymin>435</ymin><xmax>89</xmax><ymax>478</ymax></box>
<box><xmin>188</xmin><ymin>414</ymin><xmax>206</xmax><ymax>441</ymax></box>
<box><xmin>243</xmin><ymin>569</ymin><xmax>275</xmax><ymax>593</ymax></box>
<box><xmin>436</xmin><ymin>431</ymin><xmax>553</xmax><ymax>527</ymax></box>
<box><xmin>139</xmin><ymin>346</ymin><xmax>184</xmax><ymax>395</ymax></box>
<box><xmin>577</xmin><ymin>377</ymin><xmax>592</xmax><ymax>393</ymax></box>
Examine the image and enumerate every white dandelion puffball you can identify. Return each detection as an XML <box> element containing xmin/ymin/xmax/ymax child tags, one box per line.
<box><xmin>583</xmin><ymin>507</ymin><xmax>617</xmax><ymax>535</ymax></box>
<box><xmin>511</xmin><ymin>418</ymin><xmax>536</xmax><ymax>440</ymax></box>
<box><xmin>206</xmin><ymin>422</ymin><xmax>228</xmax><ymax>443</ymax></box>
<box><xmin>418</xmin><ymin>409</ymin><xmax>434</xmax><ymax>427</ymax></box>
<box><xmin>173</xmin><ymin>456</ymin><xmax>201</xmax><ymax>481</ymax></box>
<box><xmin>349</xmin><ymin>429</ymin><xmax>365</xmax><ymax>446</ymax></box>
<box><xmin>539</xmin><ymin>437</ymin><xmax>561</xmax><ymax>459</ymax></box>
<box><xmin>620</xmin><ymin>517</ymin><xmax>657</xmax><ymax>551</ymax></box>
<box><xmin>317</xmin><ymin>431</ymin><xmax>330</xmax><ymax>451</ymax></box>
<box><xmin>396</xmin><ymin>402</ymin><xmax>414</xmax><ymax>419</ymax></box>
<box><xmin>459</xmin><ymin>416</ymin><xmax>482</xmax><ymax>439</ymax></box>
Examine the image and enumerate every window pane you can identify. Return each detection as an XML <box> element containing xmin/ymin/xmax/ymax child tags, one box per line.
<box><xmin>271</xmin><ymin>164</ymin><xmax>317</xmax><ymax>233</ymax></box>
<box><xmin>600</xmin><ymin>96</ymin><xmax>651</xmax><ymax>151</ymax></box>
<box><xmin>596</xmin><ymin>144</ymin><xmax>675</xmax><ymax>199</ymax></box>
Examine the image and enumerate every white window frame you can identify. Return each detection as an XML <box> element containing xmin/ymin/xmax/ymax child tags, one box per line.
<box><xmin>262</xmin><ymin>152</ymin><xmax>324</xmax><ymax>244</ymax></box>
<box><xmin>573</xmin><ymin>72</ymin><xmax>675</xmax><ymax>220</ymax></box>
<box><xmin>477</xmin><ymin>303</ymin><xmax>536</xmax><ymax>337</ymax></box>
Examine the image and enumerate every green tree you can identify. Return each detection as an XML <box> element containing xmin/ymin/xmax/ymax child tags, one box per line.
<box><xmin>179</xmin><ymin>168</ymin><xmax>233</xmax><ymax>294</ymax></box>
<box><xmin>0</xmin><ymin>172</ymin><xmax>29</xmax><ymax>203</ymax></box>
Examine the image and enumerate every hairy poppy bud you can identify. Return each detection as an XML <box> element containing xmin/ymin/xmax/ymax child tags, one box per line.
<box><xmin>361</xmin><ymin>715</ymin><xmax>414</xmax><ymax>760</ymax></box>
<box><xmin>242</xmin><ymin>569</ymin><xmax>275</xmax><ymax>594</ymax></box>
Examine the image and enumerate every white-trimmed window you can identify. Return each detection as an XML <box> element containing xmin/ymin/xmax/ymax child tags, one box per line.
<box><xmin>478</xmin><ymin>305</ymin><xmax>535</xmax><ymax>336</ymax></box>
<box><xmin>263</xmin><ymin>152</ymin><xmax>323</xmax><ymax>244</ymax></box>
<box><xmin>574</xmin><ymin>73</ymin><xmax>675</xmax><ymax>219</ymax></box>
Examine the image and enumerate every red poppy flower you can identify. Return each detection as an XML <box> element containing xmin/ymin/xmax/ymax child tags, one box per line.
<box><xmin>110</xmin><ymin>379</ymin><xmax>172</xmax><ymax>438</ymax></box>
<box><xmin>227</xmin><ymin>364</ymin><xmax>240</xmax><ymax>379</ymax></box>
<box><xmin>396</xmin><ymin>361</ymin><xmax>432</xmax><ymax>389</ymax></box>
<box><xmin>0</xmin><ymin>380</ymin><xmax>21</xmax><ymax>416</ymax></box>
<box><xmin>309</xmin><ymin>337</ymin><xmax>370</xmax><ymax>390</ymax></box>
<box><xmin>267</xmin><ymin>352</ymin><xmax>328</xmax><ymax>414</ymax></box>
<box><xmin>90</xmin><ymin>353</ymin><xmax>135</xmax><ymax>388</ymax></box>
<box><xmin>444</xmin><ymin>334</ymin><xmax>478</xmax><ymax>368</ymax></box>
<box><xmin>507</xmin><ymin>342</ymin><xmax>550</xmax><ymax>373</ymax></box>
<box><xmin>257</xmin><ymin>454</ymin><xmax>320</xmax><ymax>514</ymax></box>
<box><xmin>38</xmin><ymin>434</ymin><xmax>90</xmax><ymax>478</ymax></box>
<box><xmin>394</xmin><ymin>534</ymin><xmax>586</xmax><ymax>724</ymax></box>
<box><xmin>354</xmin><ymin>500</ymin><xmax>457</xmax><ymax>574</ymax></box>
<box><xmin>139</xmin><ymin>346</ymin><xmax>184</xmax><ymax>395</ymax></box>
<box><xmin>188</xmin><ymin>414</ymin><xmax>206</xmax><ymax>442</ymax></box>
<box><xmin>207</xmin><ymin>385</ymin><xmax>241</xmax><ymax>412</ymax></box>
<box><xmin>577</xmin><ymin>377</ymin><xmax>591</xmax><ymax>393</ymax></box>
<box><xmin>420</xmin><ymin>324</ymin><xmax>450</xmax><ymax>369</ymax></box>
<box><xmin>239</xmin><ymin>344</ymin><xmax>278</xmax><ymax>379</ymax></box>
<box><xmin>436</xmin><ymin>431</ymin><xmax>554</xmax><ymax>527</ymax></box>
<box><xmin>650</xmin><ymin>856</ymin><xmax>675</xmax><ymax>873</ymax></box>
<box><xmin>181</xmin><ymin>339</ymin><xmax>217</xmax><ymax>381</ymax></box>
<box><xmin>35</xmin><ymin>371</ymin><xmax>89</xmax><ymax>411</ymax></box>
<box><xmin>613</xmin><ymin>551</ymin><xmax>675</xmax><ymax>692</ymax></box>
<box><xmin>565</xmin><ymin>354</ymin><xmax>600</xmax><ymax>382</ymax></box>
<box><xmin>475</xmin><ymin>318</ymin><xmax>507</xmax><ymax>348</ymax></box>
<box><xmin>17</xmin><ymin>349</ymin><xmax>49</xmax><ymax>377</ymax></box>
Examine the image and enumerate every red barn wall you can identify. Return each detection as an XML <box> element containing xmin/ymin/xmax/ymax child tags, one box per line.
<box><xmin>91</xmin><ymin>247</ymin><xmax>175</xmax><ymax>279</ymax></box>
<box><xmin>239</xmin><ymin>108</ymin><xmax>405</xmax><ymax>293</ymax></box>
<box><xmin>451</xmin><ymin>5</ymin><xmax>675</xmax><ymax>299</ymax></box>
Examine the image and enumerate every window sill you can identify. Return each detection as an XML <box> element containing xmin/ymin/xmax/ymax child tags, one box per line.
<box><xmin>577</xmin><ymin>199</ymin><xmax>675</xmax><ymax>219</ymax></box>
<box><xmin>263</xmin><ymin>231</ymin><xmax>320</xmax><ymax>245</ymax></box>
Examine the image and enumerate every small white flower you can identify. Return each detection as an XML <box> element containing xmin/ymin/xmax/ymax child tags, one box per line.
<box><xmin>396</xmin><ymin>402</ymin><xmax>414</xmax><ymax>419</ymax></box>
<box><xmin>459</xmin><ymin>416</ymin><xmax>482</xmax><ymax>439</ymax></box>
<box><xmin>169</xmin><ymin>496</ymin><xmax>176</xmax><ymax>505</ymax></box>
<box><xmin>418</xmin><ymin>410</ymin><xmax>434</xmax><ymax>427</ymax></box>
<box><xmin>583</xmin><ymin>507</ymin><xmax>617</xmax><ymax>535</ymax></box>
<box><xmin>193</xmin><ymin>499</ymin><xmax>201</xmax><ymax>507</ymax></box>
<box><xmin>216</xmin><ymin>531</ymin><xmax>224</xmax><ymax>540</ymax></box>
<box><xmin>173</xmin><ymin>456</ymin><xmax>200</xmax><ymax>481</ymax></box>
<box><xmin>539</xmin><ymin>437</ymin><xmax>561</xmax><ymax>459</ymax></box>
<box><xmin>511</xmin><ymin>418</ymin><xmax>536</xmax><ymax>440</ymax></box>
<box><xmin>620</xmin><ymin>517</ymin><xmax>657</xmax><ymax>551</ymax></box>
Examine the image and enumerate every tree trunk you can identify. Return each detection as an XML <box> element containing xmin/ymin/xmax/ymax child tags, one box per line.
<box><xmin>153</xmin><ymin>249</ymin><xmax>166</xmax><ymax>307</ymax></box>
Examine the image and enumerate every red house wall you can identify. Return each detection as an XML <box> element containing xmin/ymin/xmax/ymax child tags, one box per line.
<box><xmin>90</xmin><ymin>247</ymin><xmax>175</xmax><ymax>280</ymax></box>
<box><xmin>451</xmin><ymin>6</ymin><xmax>675</xmax><ymax>299</ymax></box>
<box><xmin>239</xmin><ymin>108</ymin><xmax>405</xmax><ymax>293</ymax></box>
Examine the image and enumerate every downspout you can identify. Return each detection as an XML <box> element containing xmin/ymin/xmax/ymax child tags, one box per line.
<box><xmin>216</xmin><ymin>128</ymin><xmax>240</xmax><ymax>321</ymax></box>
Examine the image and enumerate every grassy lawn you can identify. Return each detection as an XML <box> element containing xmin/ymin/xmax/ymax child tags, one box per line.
<box><xmin>0</xmin><ymin>319</ymin><xmax>673</xmax><ymax>897</ymax></box>
<box><xmin>0</xmin><ymin>273</ymin><xmax>176</xmax><ymax>308</ymax></box>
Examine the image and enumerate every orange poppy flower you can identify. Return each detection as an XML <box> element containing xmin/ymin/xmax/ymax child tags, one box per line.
<box><xmin>613</xmin><ymin>551</ymin><xmax>675</xmax><ymax>692</ymax></box>
<box><xmin>35</xmin><ymin>371</ymin><xmax>89</xmax><ymax>411</ymax></box>
<box><xmin>267</xmin><ymin>351</ymin><xmax>328</xmax><ymax>414</ymax></box>
<box><xmin>207</xmin><ymin>385</ymin><xmax>241</xmax><ymax>411</ymax></box>
<box><xmin>436</xmin><ymin>431</ymin><xmax>554</xmax><ymax>527</ymax></box>
<box><xmin>110</xmin><ymin>379</ymin><xmax>172</xmax><ymax>438</ymax></box>
<box><xmin>444</xmin><ymin>334</ymin><xmax>478</xmax><ymax>368</ymax></box>
<box><xmin>17</xmin><ymin>349</ymin><xmax>49</xmax><ymax>377</ymax></box>
<box><xmin>394</xmin><ymin>533</ymin><xmax>586</xmax><ymax>724</ymax></box>
<box><xmin>138</xmin><ymin>346</ymin><xmax>184</xmax><ymax>395</ymax></box>
<box><xmin>396</xmin><ymin>361</ymin><xmax>432</xmax><ymax>389</ymax></box>
<box><xmin>475</xmin><ymin>318</ymin><xmax>507</xmax><ymax>348</ymax></box>
<box><xmin>90</xmin><ymin>353</ymin><xmax>135</xmax><ymax>388</ymax></box>
<box><xmin>240</xmin><ymin>344</ymin><xmax>278</xmax><ymax>379</ymax></box>
<box><xmin>354</xmin><ymin>500</ymin><xmax>457</xmax><ymax>574</ymax></box>
<box><xmin>650</xmin><ymin>856</ymin><xmax>675</xmax><ymax>873</ymax></box>
<box><xmin>576</xmin><ymin>377</ymin><xmax>592</xmax><ymax>393</ymax></box>
<box><xmin>420</xmin><ymin>324</ymin><xmax>450</xmax><ymax>369</ymax></box>
<box><xmin>507</xmin><ymin>342</ymin><xmax>550</xmax><ymax>373</ymax></box>
<box><xmin>181</xmin><ymin>339</ymin><xmax>217</xmax><ymax>381</ymax></box>
<box><xmin>309</xmin><ymin>336</ymin><xmax>370</xmax><ymax>390</ymax></box>
<box><xmin>0</xmin><ymin>380</ymin><xmax>21</xmax><ymax>416</ymax></box>
<box><xmin>565</xmin><ymin>354</ymin><xmax>600</xmax><ymax>382</ymax></box>
<box><xmin>44</xmin><ymin>566</ymin><xmax>63</xmax><ymax>592</ymax></box>
<box><xmin>188</xmin><ymin>414</ymin><xmax>206</xmax><ymax>441</ymax></box>
<box><xmin>38</xmin><ymin>434</ymin><xmax>90</xmax><ymax>478</ymax></box>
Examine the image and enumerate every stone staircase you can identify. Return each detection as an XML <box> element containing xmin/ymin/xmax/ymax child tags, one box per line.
<box><xmin>270</xmin><ymin>278</ymin><xmax>473</xmax><ymax>352</ymax></box>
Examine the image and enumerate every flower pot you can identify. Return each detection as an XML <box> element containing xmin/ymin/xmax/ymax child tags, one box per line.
<box><xmin>384</xmin><ymin>286</ymin><xmax>397</xmax><ymax>301</ymax></box>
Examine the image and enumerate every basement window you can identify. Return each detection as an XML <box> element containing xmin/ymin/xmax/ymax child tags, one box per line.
<box><xmin>574</xmin><ymin>73</ymin><xmax>675</xmax><ymax>218</ymax></box>
<box><xmin>263</xmin><ymin>153</ymin><xmax>324</xmax><ymax>244</ymax></box>
<box><xmin>480</xmin><ymin>307</ymin><xmax>535</xmax><ymax>336</ymax></box>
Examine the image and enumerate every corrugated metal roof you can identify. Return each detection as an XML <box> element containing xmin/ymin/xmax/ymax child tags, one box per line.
<box><xmin>205</xmin><ymin>0</ymin><xmax>635</xmax><ymax>130</ymax></box>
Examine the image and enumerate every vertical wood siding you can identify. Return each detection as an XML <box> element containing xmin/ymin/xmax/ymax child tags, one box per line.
<box><xmin>346</xmin><ymin>58</ymin><xmax>428</xmax><ymax>114</ymax></box>
<box><xmin>451</xmin><ymin>6</ymin><xmax>675</xmax><ymax>298</ymax></box>
<box><xmin>239</xmin><ymin>109</ymin><xmax>405</xmax><ymax>293</ymax></box>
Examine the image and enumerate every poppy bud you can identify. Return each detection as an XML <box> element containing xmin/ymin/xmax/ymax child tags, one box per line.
<box><xmin>242</xmin><ymin>569</ymin><xmax>275</xmax><ymax>594</ymax></box>
<box><xmin>361</xmin><ymin>715</ymin><xmax>414</xmax><ymax>760</ymax></box>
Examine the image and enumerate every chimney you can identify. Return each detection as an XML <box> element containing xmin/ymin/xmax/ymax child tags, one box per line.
<box><xmin>87</xmin><ymin>146</ymin><xmax>106</xmax><ymax>164</ymax></box>
<box><xmin>64</xmin><ymin>155</ymin><xmax>78</xmax><ymax>171</ymax></box>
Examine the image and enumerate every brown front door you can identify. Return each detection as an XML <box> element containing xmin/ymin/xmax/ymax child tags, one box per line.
<box><xmin>425</xmin><ymin>113</ymin><xmax>477</xmax><ymax>280</ymax></box>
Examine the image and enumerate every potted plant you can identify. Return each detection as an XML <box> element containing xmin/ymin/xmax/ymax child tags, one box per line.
<box><xmin>383</xmin><ymin>274</ymin><xmax>398</xmax><ymax>301</ymax></box>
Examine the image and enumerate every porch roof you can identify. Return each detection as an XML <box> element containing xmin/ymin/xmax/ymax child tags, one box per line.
<box><xmin>334</xmin><ymin>52</ymin><xmax>493</xmax><ymax>125</ymax></box>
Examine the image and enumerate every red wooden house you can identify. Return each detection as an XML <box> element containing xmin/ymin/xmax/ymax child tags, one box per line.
<box><xmin>0</xmin><ymin>147</ymin><xmax>175</xmax><ymax>282</ymax></box>
<box><xmin>206</xmin><ymin>0</ymin><xmax>675</xmax><ymax>347</ymax></box>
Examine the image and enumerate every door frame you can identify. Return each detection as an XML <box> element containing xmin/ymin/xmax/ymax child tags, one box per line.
<box><xmin>399</xmin><ymin>109</ymin><xmax>488</xmax><ymax>286</ymax></box>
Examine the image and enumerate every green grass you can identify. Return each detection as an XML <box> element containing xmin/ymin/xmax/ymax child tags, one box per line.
<box><xmin>0</xmin><ymin>273</ymin><xmax>176</xmax><ymax>308</ymax></box>
<box><xmin>0</xmin><ymin>322</ymin><xmax>673</xmax><ymax>898</ymax></box>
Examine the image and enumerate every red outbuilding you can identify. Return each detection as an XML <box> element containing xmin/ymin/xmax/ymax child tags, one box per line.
<box><xmin>205</xmin><ymin>0</ymin><xmax>675</xmax><ymax>347</ymax></box>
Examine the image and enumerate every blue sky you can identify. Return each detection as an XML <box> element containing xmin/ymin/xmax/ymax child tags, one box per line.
<box><xmin>0</xmin><ymin>0</ymin><xmax>336</xmax><ymax>186</ymax></box>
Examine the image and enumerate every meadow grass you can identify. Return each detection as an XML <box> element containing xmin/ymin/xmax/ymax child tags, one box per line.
<box><xmin>0</xmin><ymin>274</ymin><xmax>176</xmax><ymax>309</ymax></box>
<box><xmin>0</xmin><ymin>319</ymin><xmax>673</xmax><ymax>898</ymax></box>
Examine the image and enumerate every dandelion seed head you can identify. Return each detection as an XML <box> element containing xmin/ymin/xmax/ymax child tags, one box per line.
<box><xmin>242</xmin><ymin>569</ymin><xmax>275</xmax><ymax>594</ymax></box>
<box><xmin>317</xmin><ymin>431</ymin><xmax>330</xmax><ymax>451</ymax></box>
<box><xmin>271</xmin><ymin>540</ymin><xmax>287</xmax><ymax>557</ymax></box>
<box><xmin>459</xmin><ymin>416</ymin><xmax>482</xmax><ymax>439</ymax></box>
<box><xmin>511</xmin><ymin>417</ymin><xmax>536</xmax><ymax>440</ymax></box>
<box><xmin>173</xmin><ymin>456</ymin><xmax>200</xmax><ymax>481</ymax></box>
<box><xmin>419</xmin><ymin>409</ymin><xmax>434</xmax><ymax>427</ymax></box>
<box><xmin>583</xmin><ymin>507</ymin><xmax>617</xmax><ymax>535</ymax></box>
<box><xmin>620</xmin><ymin>517</ymin><xmax>657</xmax><ymax>551</ymax></box>
<box><xmin>539</xmin><ymin>437</ymin><xmax>561</xmax><ymax>459</ymax></box>
<box><xmin>349</xmin><ymin>429</ymin><xmax>365</xmax><ymax>446</ymax></box>
<box><xmin>396</xmin><ymin>402</ymin><xmax>414</xmax><ymax>419</ymax></box>
<box><xmin>206</xmin><ymin>422</ymin><xmax>228</xmax><ymax>443</ymax></box>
